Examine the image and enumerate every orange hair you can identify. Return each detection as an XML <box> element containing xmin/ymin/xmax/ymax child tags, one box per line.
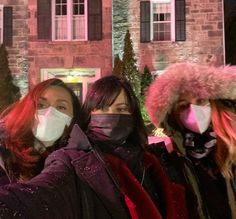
<box><xmin>211</xmin><ymin>100</ymin><xmax>236</xmax><ymax>178</ymax></box>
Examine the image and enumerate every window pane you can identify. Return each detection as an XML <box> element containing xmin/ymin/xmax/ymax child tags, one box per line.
<box><xmin>153</xmin><ymin>23</ymin><xmax>158</xmax><ymax>40</ymax></box>
<box><xmin>159</xmin><ymin>23</ymin><xmax>164</xmax><ymax>31</ymax></box>
<box><xmin>53</xmin><ymin>0</ymin><xmax>87</xmax><ymax>41</ymax></box>
<box><xmin>160</xmin><ymin>13</ymin><xmax>164</xmax><ymax>21</ymax></box>
<box><xmin>73</xmin><ymin>0</ymin><xmax>84</xmax><ymax>15</ymax></box>
<box><xmin>73</xmin><ymin>5</ymin><xmax>78</xmax><ymax>14</ymax></box>
<box><xmin>159</xmin><ymin>32</ymin><xmax>164</xmax><ymax>41</ymax></box>
<box><xmin>165</xmin><ymin>22</ymin><xmax>170</xmax><ymax>30</ymax></box>
<box><xmin>73</xmin><ymin>15</ymin><xmax>85</xmax><ymax>40</ymax></box>
<box><xmin>153</xmin><ymin>32</ymin><xmax>158</xmax><ymax>41</ymax></box>
<box><xmin>164</xmin><ymin>23</ymin><xmax>171</xmax><ymax>40</ymax></box>
<box><xmin>152</xmin><ymin>2</ymin><xmax>171</xmax><ymax>41</ymax></box>
<box><xmin>73</xmin><ymin>0</ymin><xmax>86</xmax><ymax>39</ymax></box>
<box><xmin>166</xmin><ymin>13</ymin><xmax>170</xmax><ymax>21</ymax></box>
<box><xmin>153</xmin><ymin>14</ymin><xmax>158</xmax><ymax>21</ymax></box>
<box><xmin>56</xmin><ymin>1</ymin><xmax>67</xmax><ymax>15</ymax></box>
<box><xmin>55</xmin><ymin>16</ymin><xmax>67</xmax><ymax>40</ymax></box>
<box><xmin>79</xmin><ymin>5</ymin><xmax>84</xmax><ymax>15</ymax></box>
<box><xmin>56</xmin><ymin>5</ymin><xmax>60</xmax><ymax>15</ymax></box>
<box><xmin>62</xmin><ymin>5</ymin><xmax>67</xmax><ymax>15</ymax></box>
<box><xmin>57</xmin><ymin>0</ymin><xmax>67</xmax><ymax>3</ymax></box>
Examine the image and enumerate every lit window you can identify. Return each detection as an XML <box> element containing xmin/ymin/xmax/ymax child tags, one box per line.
<box><xmin>141</xmin><ymin>0</ymin><xmax>186</xmax><ymax>42</ymax></box>
<box><xmin>52</xmin><ymin>0</ymin><xmax>87</xmax><ymax>41</ymax></box>
<box><xmin>151</xmin><ymin>0</ymin><xmax>175</xmax><ymax>41</ymax></box>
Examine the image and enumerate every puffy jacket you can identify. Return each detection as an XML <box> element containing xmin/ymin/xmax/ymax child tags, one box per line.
<box><xmin>146</xmin><ymin>62</ymin><xmax>236</xmax><ymax>219</ymax></box>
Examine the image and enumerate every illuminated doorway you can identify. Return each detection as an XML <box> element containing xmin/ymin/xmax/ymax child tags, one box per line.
<box><xmin>40</xmin><ymin>68</ymin><xmax>101</xmax><ymax>102</ymax></box>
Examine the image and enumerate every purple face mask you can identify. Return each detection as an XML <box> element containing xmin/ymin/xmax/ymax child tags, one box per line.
<box><xmin>88</xmin><ymin>114</ymin><xmax>134</xmax><ymax>146</ymax></box>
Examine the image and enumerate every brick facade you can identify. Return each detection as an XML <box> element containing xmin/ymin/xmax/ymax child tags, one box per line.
<box><xmin>28</xmin><ymin>0</ymin><xmax>112</xmax><ymax>88</ymax></box>
<box><xmin>129</xmin><ymin>0</ymin><xmax>224</xmax><ymax>73</ymax></box>
<box><xmin>4</xmin><ymin>0</ymin><xmax>226</xmax><ymax>96</ymax></box>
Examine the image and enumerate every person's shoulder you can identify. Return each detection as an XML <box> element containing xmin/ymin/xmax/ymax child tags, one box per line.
<box><xmin>146</xmin><ymin>141</ymin><xmax>184</xmax><ymax>183</ymax></box>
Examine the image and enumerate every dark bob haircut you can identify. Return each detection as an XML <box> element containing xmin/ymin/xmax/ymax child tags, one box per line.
<box><xmin>81</xmin><ymin>75</ymin><xmax>148</xmax><ymax>148</ymax></box>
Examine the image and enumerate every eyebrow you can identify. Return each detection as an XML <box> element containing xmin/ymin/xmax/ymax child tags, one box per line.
<box><xmin>56</xmin><ymin>99</ymin><xmax>71</xmax><ymax>105</ymax></box>
<box><xmin>39</xmin><ymin>97</ymin><xmax>70</xmax><ymax>105</ymax></box>
<box><xmin>114</xmin><ymin>103</ymin><xmax>129</xmax><ymax>106</ymax></box>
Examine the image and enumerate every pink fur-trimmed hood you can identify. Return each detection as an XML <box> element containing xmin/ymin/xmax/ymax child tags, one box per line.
<box><xmin>145</xmin><ymin>62</ymin><xmax>236</xmax><ymax>128</ymax></box>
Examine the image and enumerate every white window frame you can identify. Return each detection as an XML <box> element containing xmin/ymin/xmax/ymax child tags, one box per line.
<box><xmin>52</xmin><ymin>0</ymin><xmax>88</xmax><ymax>41</ymax></box>
<box><xmin>150</xmin><ymin>0</ymin><xmax>175</xmax><ymax>42</ymax></box>
<box><xmin>0</xmin><ymin>5</ymin><xmax>3</xmax><ymax>44</ymax></box>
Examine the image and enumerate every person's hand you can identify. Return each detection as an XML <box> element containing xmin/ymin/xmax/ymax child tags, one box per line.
<box><xmin>44</xmin><ymin>124</ymin><xmax>92</xmax><ymax>167</ymax></box>
<box><xmin>66</xmin><ymin>124</ymin><xmax>92</xmax><ymax>151</ymax></box>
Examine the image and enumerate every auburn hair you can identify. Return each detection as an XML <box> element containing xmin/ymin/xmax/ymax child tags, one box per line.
<box><xmin>0</xmin><ymin>78</ymin><xmax>81</xmax><ymax>176</ymax></box>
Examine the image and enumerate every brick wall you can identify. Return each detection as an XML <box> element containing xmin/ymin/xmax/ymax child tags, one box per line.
<box><xmin>4</xmin><ymin>0</ymin><xmax>225</xmax><ymax>93</ymax></box>
<box><xmin>28</xmin><ymin>0</ymin><xmax>112</xmax><ymax>87</ymax></box>
<box><xmin>129</xmin><ymin>0</ymin><xmax>224</xmax><ymax>73</ymax></box>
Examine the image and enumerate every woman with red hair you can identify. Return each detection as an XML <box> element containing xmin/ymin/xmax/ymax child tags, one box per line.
<box><xmin>0</xmin><ymin>78</ymin><xmax>81</xmax><ymax>183</ymax></box>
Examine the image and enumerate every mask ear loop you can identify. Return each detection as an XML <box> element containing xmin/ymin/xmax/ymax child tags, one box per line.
<box><xmin>140</xmin><ymin>166</ymin><xmax>146</xmax><ymax>185</ymax></box>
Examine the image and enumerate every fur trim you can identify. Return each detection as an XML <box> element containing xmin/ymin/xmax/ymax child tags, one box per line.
<box><xmin>145</xmin><ymin>62</ymin><xmax>236</xmax><ymax>127</ymax></box>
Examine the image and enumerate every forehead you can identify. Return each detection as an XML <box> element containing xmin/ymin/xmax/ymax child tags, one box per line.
<box><xmin>112</xmin><ymin>89</ymin><xmax>128</xmax><ymax>105</ymax></box>
<box><xmin>177</xmin><ymin>93</ymin><xmax>197</xmax><ymax>102</ymax></box>
<box><xmin>40</xmin><ymin>86</ymin><xmax>72</xmax><ymax>102</ymax></box>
